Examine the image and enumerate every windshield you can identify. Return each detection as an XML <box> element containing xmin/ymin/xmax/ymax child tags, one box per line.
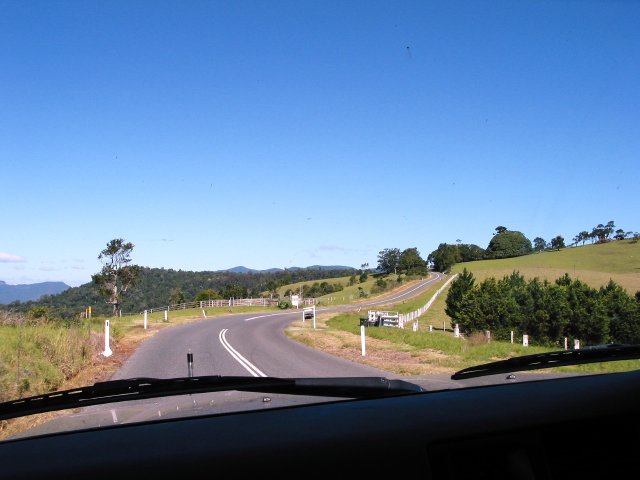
<box><xmin>0</xmin><ymin>0</ymin><xmax>638</xmax><ymax>441</ymax></box>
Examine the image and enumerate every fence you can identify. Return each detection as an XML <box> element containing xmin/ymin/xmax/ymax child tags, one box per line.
<box><xmin>397</xmin><ymin>273</ymin><xmax>458</xmax><ymax>328</ymax></box>
<box><xmin>142</xmin><ymin>296</ymin><xmax>315</xmax><ymax>314</ymax></box>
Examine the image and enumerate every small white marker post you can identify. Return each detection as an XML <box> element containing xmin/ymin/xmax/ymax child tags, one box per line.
<box><xmin>143</xmin><ymin>310</ymin><xmax>148</xmax><ymax>330</ymax></box>
<box><xmin>523</xmin><ymin>334</ymin><xmax>529</xmax><ymax>347</ymax></box>
<box><xmin>454</xmin><ymin>324</ymin><xmax>460</xmax><ymax>338</ymax></box>
<box><xmin>103</xmin><ymin>320</ymin><xmax>112</xmax><ymax>357</ymax></box>
<box><xmin>360</xmin><ymin>325</ymin><xmax>366</xmax><ymax>356</ymax></box>
<box><xmin>164</xmin><ymin>309</ymin><xmax>168</xmax><ymax>322</ymax></box>
<box><xmin>510</xmin><ymin>331</ymin><xmax>514</xmax><ymax>344</ymax></box>
<box><xmin>413</xmin><ymin>321</ymin><xmax>418</xmax><ymax>332</ymax></box>
<box><xmin>574</xmin><ymin>339</ymin><xmax>580</xmax><ymax>350</ymax></box>
<box><xmin>429</xmin><ymin>325</ymin><xmax>433</xmax><ymax>333</ymax></box>
<box><xmin>564</xmin><ymin>337</ymin><xmax>568</xmax><ymax>350</ymax></box>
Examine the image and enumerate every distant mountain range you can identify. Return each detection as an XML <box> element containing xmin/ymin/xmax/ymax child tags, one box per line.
<box><xmin>0</xmin><ymin>280</ymin><xmax>70</xmax><ymax>304</ymax></box>
<box><xmin>221</xmin><ymin>265</ymin><xmax>356</xmax><ymax>274</ymax></box>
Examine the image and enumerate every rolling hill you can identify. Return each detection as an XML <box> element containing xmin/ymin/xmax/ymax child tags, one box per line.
<box><xmin>0</xmin><ymin>280</ymin><xmax>70</xmax><ymax>304</ymax></box>
<box><xmin>451</xmin><ymin>240</ymin><xmax>640</xmax><ymax>294</ymax></box>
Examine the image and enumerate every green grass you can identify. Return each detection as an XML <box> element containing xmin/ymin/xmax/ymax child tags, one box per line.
<box><xmin>326</xmin><ymin>313</ymin><xmax>640</xmax><ymax>374</ymax></box>
<box><xmin>0</xmin><ymin>323</ymin><xmax>93</xmax><ymax>401</ymax></box>
<box><xmin>452</xmin><ymin>240</ymin><xmax>640</xmax><ymax>294</ymax></box>
<box><xmin>278</xmin><ymin>274</ymin><xmax>417</xmax><ymax>306</ymax></box>
<box><xmin>89</xmin><ymin>305</ymin><xmax>279</xmax><ymax>339</ymax></box>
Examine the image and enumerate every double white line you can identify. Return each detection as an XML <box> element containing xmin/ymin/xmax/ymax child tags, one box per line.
<box><xmin>218</xmin><ymin>328</ymin><xmax>267</xmax><ymax>377</ymax></box>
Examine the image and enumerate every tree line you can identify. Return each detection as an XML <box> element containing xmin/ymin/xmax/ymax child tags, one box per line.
<box><xmin>446</xmin><ymin>269</ymin><xmax>640</xmax><ymax>346</ymax></box>
<box><xmin>5</xmin><ymin>265</ymin><xmax>358</xmax><ymax>319</ymax></box>
<box><xmin>429</xmin><ymin>221</ymin><xmax>638</xmax><ymax>273</ymax></box>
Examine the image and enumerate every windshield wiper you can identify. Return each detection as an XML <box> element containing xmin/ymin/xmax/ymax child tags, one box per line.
<box><xmin>451</xmin><ymin>343</ymin><xmax>640</xmax><ymax>380</ymax></box>
<box><xmin>0</xmin><ymin>376</ymin><xmax>424</xmax><ymax>421</ymax></box>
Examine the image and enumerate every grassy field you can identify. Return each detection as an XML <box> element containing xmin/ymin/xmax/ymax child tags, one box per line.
<box><xmin>286</xmin><ymin>241</ymin><xmax>640</xmax><ymax>376</ymax></box>
<box><xmin>452</xmin><ymin>240</ymin><xmax>640</xmax><ymax>294</ymax></box>
<box><xmin>287</xmin><ymin>311</ymin><xmax>640</xmax><ymax>376</ymax></box>
<box><xmin>277</xmin><ymin>273</ymin><xmax>413</xmax><ymax>306</ymax></box>
<box><xmin>3</xmin><ymin>241</ymin><xmax>638</xmax><ymax>417</ymax></box>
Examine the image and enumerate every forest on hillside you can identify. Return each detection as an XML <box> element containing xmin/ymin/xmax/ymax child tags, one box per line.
<box><xmin>3</xmin><ymin>266</ymin><xmax>356</xmax><ymax>319</ymax></box>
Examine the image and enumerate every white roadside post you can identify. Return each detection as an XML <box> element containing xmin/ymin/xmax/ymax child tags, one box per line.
<box><xmin>429</xmin><ymin>325</ymin><xmax>433</xmax><ymax>333</ymax></box>
<box><xmin>144</xmin><ymin>310</ymin><xmax>148</xmax><ymax>330</ymax></box>
<box><xmin>103</xmin><ymin>320</ymin><xmax>112</xmax><ymax>357</ymax></box>
<box><xmin>454</xmin><ymin>324</ymin><xmax>460</xmax><ymax>337</ymax></box>
<box><xmin>312</xmin><ymin>306</ymin><xmax>316</xmax><ymax>329</ymax></box>
<box><xmin>523</xmin><ymin>334</ymin><xmax>529</xmax><ymax>347</ymax></box>
<box><xmin>564</xmin><ymin>337</ymin><xmax>568</xmax><ymax>350</ymax></box>
<box><xmin>574</xmin><ymin>339</ymin><xmax>580</xmax><ymax>350</ymax></box>
<box><xmin>413</xmin><ymin>321</ymin><xmax>418</xmax><ymax>332</ymax></box>
<box><xmin>164</xmin><ymin>309</ymin><xmax>168</xmax><ymax>322</ymax></box>
<box><xmin>510</xmin><ymin>331</ymin><xmax>514</xmax><ymax>344</ymax></box>
<box><xmin>360</xmin><ymin>325</ymin><xmax>366</xmax><ymax>356</ymax></box>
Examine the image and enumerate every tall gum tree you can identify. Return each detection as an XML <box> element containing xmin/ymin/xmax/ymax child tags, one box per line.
<box><xmin>92</xmin><ymin>239</ymin><xmax>141</xmax><ymax>316</ymax></box>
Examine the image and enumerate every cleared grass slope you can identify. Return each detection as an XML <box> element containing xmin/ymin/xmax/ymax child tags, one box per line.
<box><xmin>452</xmin><ymin>240</ymin><xmax>640</xmax><ymax>294</ymax></box>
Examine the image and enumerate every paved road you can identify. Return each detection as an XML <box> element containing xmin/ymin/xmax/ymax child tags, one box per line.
<box><xmin>112</xmin><ymin>272</ymin><xmax>446</xmax><ymax>380</ymax></box>
<box><xmin>14</xmin><ymin>273</ymin><xmax>449</xmax><ymax>438</ymax></box>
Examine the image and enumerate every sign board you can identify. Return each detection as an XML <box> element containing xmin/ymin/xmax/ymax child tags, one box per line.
<box><xmin>291</xmin><ymin>295</ymin><xmax>299</xmax><ymax>308</ymax></box>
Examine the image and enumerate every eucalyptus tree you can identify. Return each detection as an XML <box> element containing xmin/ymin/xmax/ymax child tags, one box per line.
<box><xmin>92</xmin><ymin>238</ymin><xmax>141</xmax><ymax>316</ymax></box>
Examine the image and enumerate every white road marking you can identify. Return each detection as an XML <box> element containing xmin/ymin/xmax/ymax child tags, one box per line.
<box><xmin>111</xmin><ymin>409</ymin><xmax>118</xmax><ymax>423</ymax></box>
<box><xmin>218</xmin><ymin>328</ymin><xmax>267</xmax><ymax>377</ymax></box>
<box><xmin>244</xmin><ymin>311</ymin><xmax>299</xmax><ymax>322</ymax></box>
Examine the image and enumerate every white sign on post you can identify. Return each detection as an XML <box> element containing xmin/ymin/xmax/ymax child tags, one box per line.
<box><xmin>291</xmin><ymin>295</ymin><xmax>299</xmax><ymax>308</ymax></box>
<box><xmin>574</xmin><ymin>339</ymin><xmax>580</xmax><ymax>350</ymax></box>
<box><xmin>523</xmin><ymin>334</ymin><xmax>529</xmax><ymax>347</ymax></box>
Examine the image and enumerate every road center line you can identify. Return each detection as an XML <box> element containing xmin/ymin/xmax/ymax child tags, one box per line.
<box><xmin>218</xmin><ymin>328</ymin><xmax>267</xmax><ymax>377</ymax></box>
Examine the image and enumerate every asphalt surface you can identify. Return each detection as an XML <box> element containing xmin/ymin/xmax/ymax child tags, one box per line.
<box><xmin>112</xmin><ymin>272</ymin><xmax>445</xmax><ymax>380</ymax></box>
<box><xmin>17</xmin><ymin>272</ymin><xmax>515</xmax><ymax>438</ymax></box>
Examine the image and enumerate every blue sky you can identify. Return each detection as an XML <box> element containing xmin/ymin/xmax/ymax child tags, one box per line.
<box><xmin>1</xmin><ymin>0</ymin><xmax>638</xmax><ymax>287</ymax></box>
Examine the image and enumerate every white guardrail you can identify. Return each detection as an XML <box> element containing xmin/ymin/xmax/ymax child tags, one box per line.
<box><xmin>397</xmin><ymin>273</ymin><xmax>458</xmax><ymax>328</ymax></box>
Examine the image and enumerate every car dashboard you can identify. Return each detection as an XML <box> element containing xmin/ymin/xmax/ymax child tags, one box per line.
<box><xmin>0</xmin><ymin>369</ymin><xmax>638</xmax><ymax>479</ymax></box>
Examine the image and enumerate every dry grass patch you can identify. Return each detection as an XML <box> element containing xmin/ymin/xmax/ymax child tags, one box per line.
<box><xmin>286</xmin><ymin>325</ymin><xmax>456</xmax><ymax>375</ymax></box>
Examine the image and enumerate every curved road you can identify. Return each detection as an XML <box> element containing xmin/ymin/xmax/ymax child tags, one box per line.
<box><xmin>113</xmin><ymin>272</ymin><xmax>446</xmax><ymax>380</ymax></box>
